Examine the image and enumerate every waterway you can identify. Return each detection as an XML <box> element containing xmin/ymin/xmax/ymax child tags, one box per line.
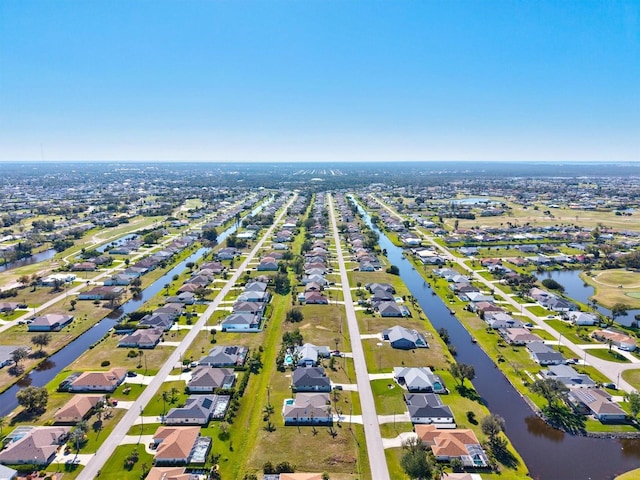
<box><xmin>0</xmin><ymin>249</ymin><xmax>56</xmax><ymax>273</ymax></box>
<box><xmin>355</xmin><ymin>202</ymin><xmax>640</xmax><ymax>480</ymax></box>
<box><xmin>0</xmin><ymin>219</ymin><xmax>244</xmax><ymax>417</ymax></box>
<box><xmin>537</xmin><ymin>270</ymin><xmax>640</xmax><ymax>327</ymax></box>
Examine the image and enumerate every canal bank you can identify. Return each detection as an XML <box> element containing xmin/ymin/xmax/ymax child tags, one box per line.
<box><xmin>353</xmin><ymin>199</ymin><xmax>640</xmax><ymax>480</ymax></box>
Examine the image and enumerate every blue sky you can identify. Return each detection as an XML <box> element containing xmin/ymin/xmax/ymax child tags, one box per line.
<box><xmin>0</xmin><ymin>0</ymin><xmax>638</xmax><ymax>162</ymax></box>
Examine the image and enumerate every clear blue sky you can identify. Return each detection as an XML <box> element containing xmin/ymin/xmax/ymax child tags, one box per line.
<box><xmin>0</xmin><ymin>0</ymin><xmax>638</xmax><ymax>162</ymax></box>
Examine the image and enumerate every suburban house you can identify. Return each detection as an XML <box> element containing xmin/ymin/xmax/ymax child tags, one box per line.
<box><xmin>257</xmin><ymin>257</ymin><xmax>279</xmax><ymax>271</ymax></box>
<box><xmin>404</xmin><ymin>393</ymin><xmax>455</xmax><ymax>425</ymax></box>
<box><xmin>293</xmin><ymin>343</ymin><xmax>331</xmax><ymax>367</ymax></box>
<box><xmin>187</xmin><ymin>366</ymin><xmax>236</xmax><ymax>393</ymax></box>
<box><xmin>146</xmin><ymin>466</ymin><xmax>198</xmax><ymax>480</ymax></box>
<box><xmin>237</xmin><ymin>291</ymin><xmax>270</xmax><ymax>303</ymax></box>
<box><xmin>304</xmin><ymin>292</ymin><xmax>328</xmax><ymax>305</ymax></box>
<box><xmin>78</xmin><ymin>286</ymin><xmax>125</xmax><ymax>301</ymax></box>
<box><xmin>484</xmin><ymin>312</ymin><xmax>524</xmax><ymax>330</ymax></box>
<box><xmin>0</xmin><ymin>465</ymin><xmax>17</xmax><ymax>480</ymax></box>
<box><xmin>139</xmin><ymin>313</ymin><xmax>175</xmax><ymax>331</ymax></box>
<box><xmin>221</xmin><ymin>312</ymin><xmax>262</xmax><ymax>331</ymax></box>
<box><xmin>291</xmin><ymin>367</ymin><xmax>331</xmax><ymax>392</ymax></box>
<box><xmin>382</xmin><ymin>326</ymin><xmax>428</xmax><ymax>350</ymax></box>
<box><xmin>117</xmin><ymin>327</ymin><xmax>164</xmax><ymax>349</ymax></box>
<box><xmin>415</xmin><ymin>424</ymin><xmax>489</xmax><ymax>467</ymax></box>
<box><xmin>592</xmin><ymin>330</ymin><xmax>637</xmax><ymax>351</ymax></box>
<box><xmin>54</xmin><ymin>394</ymin><xmax>104</xmax><ymax>424</ymax></box>
<box><xmin>165</xmin><ymin>292</ymin><xmax>196</xmax><ymax>305</ymax></box>
<box><xmin>377</xmin><ymin>301</ymin><xmax>404</xmax><ymax>317</ymax></box>
<box><xmin>232</xmin><ymin>301</ymin><xmax>266</xmax><ymax>315</ymax></box>
<box><xmin>152</xmin><ymin>426</ymin><xmax>211</xmax><ymax>465</ymax></box>
<box><xmin>541</xmin><ymin>364</ymin><xmax>596</xmax><ymax>389</ymax></box>
<box><xmin>502</xmin><ymin>327</ymin><xmax>542</xmax><ymax>345</ymax></box>
<box><xmin>527</xmin><ymin>342</ymin><xmax>565</xmax><ymax>365</ymax></box>
<box><xmin>165</xmin><ymin>395</ymin><xmax>230</xmax><ymax>425</ymax></box>
<box><xmin>282</xmin><ymin>392</ymin><xmax>332</xmax><ymax>425</ymax></box>
<box><xmin>393</xmin><ymin>367</ymin><xmax>446</xmax><ymax>393</ymax></box>
<box><xmin>244</xmin><ymin>281</ymin><xmax>268</xmax><ymax>292</ymax></box>
<box><xmin>103</xmin><ymin>274</ymin><xmax>133</xmax><ymax>286</ymax></box>
<box><xmin>0</xmin><ymin>426</ymin><xmax>70</xmax><ymax>465</ymax></box>
<box><xmin>28</xmin><ymin>313</ymin><xmax>74</xmax><ymax>332</ymax></box>
<box><xmin>567</xmin><ymin>312</ymin><xmax>598</xmax><ymax>326</ymax></box>
<box><xmin>198</xmin><ymin>345</ymin><xmax>248</xmax><ymax>367</ymax></box>
<box><xmin>68</xmin><ymin>368</ymin><xmax>127</xmax><ymax>392</ymax></box>
<box><xmin>568</xmin><ymin>389</ymin><xmax>627</xmax><ymax>422</ymax></box>
<box><xmin>0</xmin><ymin>302</ymin><xmax>19</xmax><ymax>313</ymax></box>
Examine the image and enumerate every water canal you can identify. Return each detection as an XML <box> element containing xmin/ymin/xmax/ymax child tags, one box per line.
<box><xmin>0</xmin><ymin>248</ymin><xmax>57</xmax><ymax>273</ymax></box>
<box><xmin>0</xmin><ymin>219</ymin><xmax>245</xmax><ymax>417</ymax></box>
<box><xmin>355</xmin><ymin>202</ymin><xmax>640</xmax><ymax>480</ymax></box>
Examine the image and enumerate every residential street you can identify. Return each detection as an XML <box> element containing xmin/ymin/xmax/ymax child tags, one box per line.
<box><xmin>76</xmin><ymin>195</ymin><xmax>296</xmax><ymax>480</ymax></box>
<box><xmin>328</xmin><ymin>194</ymin><xmax>391</xmax><ymax>480</ymax></box>
<box><xmin>373</xmin><ymin>196</ymin><xmax>637</xmax><ymax>393</ymax></box>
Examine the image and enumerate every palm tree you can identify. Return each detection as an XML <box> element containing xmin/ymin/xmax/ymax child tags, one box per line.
<box><xmin>170</xmin><ymin>387</ymin><xmax>179</xmax><ymax>403</ymax></box>
<box><xmin>0</xmin><ymin>416</ymin><xmax>5</xmax><ymax>436</ymax></box>
<box><xmin>161</xmin><ymin>391</ymin><xmax>171</xmax><ymax>416</ymax></box>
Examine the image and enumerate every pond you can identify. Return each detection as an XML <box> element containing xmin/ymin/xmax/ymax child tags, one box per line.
<box><xmin>536</xmin><ymin>269</ymin><xmax>640</xmax><ymax>327</ymax></box>
<box><xmin>0</xmin><ymin>248</ymin><xmax>57</xmax><ymax>273</ymax></box>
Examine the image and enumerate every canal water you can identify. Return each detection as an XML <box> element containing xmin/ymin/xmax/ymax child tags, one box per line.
<box><xmin>537</xmin><ymin>270</ymin><xmax>640</xmax><ymax>327</ymax></box>
<box><xmin>0</xmin><ymin>248</ymin><xmax>56</xmax><ymax>273</ymax></box>
<box><xmin>356</xmin><ymin>203</ymin><xmax>640</xmax><ymax>480</ymax></box>
<box><xmin>0</xmin><ymin>220</ymin><xmax>243</xmax><ymax>417</ymax></box>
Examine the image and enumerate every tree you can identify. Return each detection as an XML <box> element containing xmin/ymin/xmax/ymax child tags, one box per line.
<box><xmin>530</xmin><ymin>378</ymin><xmax>568</xmax><ymax>407</ymax></box>
<box><xmin>70</xmin><ymin>420</ymin><xmax>89</xmax><ymax>452</ymax></box>
<box><xmin>400</xmin><ymin>436</ymin><xmax>432</xmax><ymax>479</ymax></box>
<box><xmin>611</xmin><ymin>303</ymin><xmax>630</xmax><ymax>323</ymax></box>
<box><xmin>0</xmin><ymin>416</ymin><xmax>5</xmax><ymax>435</ymax></box>
<box><xmin>11</xmin><ymin>347</ymin><xmax>28</xmax><ymax>366</ymax></box>
<box><xmin>386</xmin><ymin>265</ymin><xmax>400</xmax><ymax>275</ymax></box>
<box><xmin>274</xmin><ymin>273</ymin><xmax>291</xmax><ymax>295</ymax></box>
<box><xmin>70</xmin><ymin>299</ymin><xmax>77</xmax><ymax>311</ymax></box>
<box><xmin>286</xmin><ymin>308</ymin><xmax>304</xmax><ymax>323</ymax></box>
<box><xmin>31</xmin><ymin>333</ymin><xmax>52</xmax><ymax>352</ymax></box>
<box><xmin>161</xmin><ymin>391</ymin><xmax>171</xmax><ymax>416</ymax></box>
<box><xmin>541</xmin><ymin>278</ymin><xmax>564</xmax><ymax>292</ymax></box>
<box><xmin>16</xmin><ymin>386</ymin><xmax>48</xmax><ymax>412</ymax></box>
<box><xmin>450</xmin><ymin>363</ymin><xmax>475</xmax><ymax>388</ymax></box>
<box><xmin>626</xmin><ymin>391</ymin><xmax>640</xmax><ymax>421</ymax></box>
<box><xmin>481</xmin><ymin>414</ymin><xmax>505</xmax><ymax>444</ymax></box>
<box><xmin>202</xmin><ymin>227</ymin><xmax>218</xmax><ymax>243</ymax></box>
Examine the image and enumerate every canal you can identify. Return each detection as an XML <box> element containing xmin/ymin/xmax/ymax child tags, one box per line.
<box><xmin>355</xmin><ymin>201</ymin><xmax>640</xmax><ymax>480</ymax></box>
<box><xmin>0</xmin><ymin>248</ymin><xmax>57</xmax><ymax>273</ymax></box>
<box><xmin>0</xmin><ymin>218</ymin><xmax>245</xmax><ymax>417</ymax></box>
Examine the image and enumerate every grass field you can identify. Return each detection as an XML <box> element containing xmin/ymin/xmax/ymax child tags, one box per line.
<box><xmin>582</xmin><ymin>269</ymin><xmax>640</xmax><ymax>309</ymax></box>
<box><xmin>583</xmin><ymin>347</ymin><xmax>630</xmax><ymax>363</ymax></box>
<box><xmin>622</xmin><ymin>369</ymin><xmax>640</xmax><ymax>390</ymax></box>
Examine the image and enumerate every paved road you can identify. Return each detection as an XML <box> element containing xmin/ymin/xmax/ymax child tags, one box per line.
<box><xmin>77</xmin><ymin>195</ymin><xmax>296</xmax><ymax>480</ymax></box>
<box><xmin>328</xmin><ymin>194</ymin><xmax>390</xmax><ymax>480</ymax></box>
<box><xmin>372</xmin><ymin>195</ymin><xmax>638</xmax><ymax>393</ymax></box>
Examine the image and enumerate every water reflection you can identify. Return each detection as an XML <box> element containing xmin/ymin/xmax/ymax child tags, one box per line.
<box><xmin>525</xmin><ymin>415</ymin><xmax>565</xmax><ymax>442</ymax></box>
<box><xmin>619</xmin><ymin>438</ymin><xmax>640</xmax><ymax>459</ymax></box>
<box><xmin>16</xmin><ymin>375</ymin><xmax>32</xmax><ymax>388</ymax></box>
<box><xmin>35</xmin><ymin>359</ymin><xmax>56</xmax><ymax>371</ymax></box>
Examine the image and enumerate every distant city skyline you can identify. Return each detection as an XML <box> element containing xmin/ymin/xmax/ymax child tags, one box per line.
<box><xmin>1</xmin><ymin>1</ymin><xmax>638</xmax><ymax>162</ymax></box>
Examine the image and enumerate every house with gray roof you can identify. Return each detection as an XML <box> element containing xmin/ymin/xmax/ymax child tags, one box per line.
<box><xmin>382</xmin><ymin>326</ymin><xmax>428</xmax><ymax>350</ymax></box>
<box><xmin>291</xmin><ymin>367</ymin><xmax>331</xmax><ymax>392</ymax></box>
<box><xmin>541</xmin><ymin>364</ymin><xmax>596</xmax><ymax>389</ymax></box>
<box><xmin>118</xmin><ymin>327</ymin><xmax>164</xmax><ymax>349</ymax></box>
<box><xmin>404</xmin><ymin>393</ymin><xmax>455</xmax><ymax>426</ymax></box>
<box><xmin>568</xmin><ymin>389</ymin><xmax>626</xmax><ymax>422</ymax></box>
<box><xmin>198</xmin><ymin>345</ymin><xmax>248</xmax><ymax>368</ymax></box>
<box><xmin>293</xmin><ymin>343</ymin><xmax>331</xmax><ymax>367</ymax></box>
<box><xmin>527</xmin><ymin>342</ymin><xmax>565</xmax><ymax>365</ymax></box>
<box><xmin>0</xmin><ymin>426</ymin><xmax>70</xmax><ymax>465</ymax></box>
<box><xmin>394</xmin><ymin>367</ymin><xmax>446</xmax><ymax>393</ymax></box>
<box><xmin>221</xmin><ymin>312</ymin><xmax>262</xmax><ymax>331</ymax></box>
<box><xmin>282</xmin><ymin>392</ymin><xmax>332</xmax><ymax>425</ymax></box>
<box><xmin>187</xmin><ymin>367</ymin><xmax>236</xmax><ymax>393</ymax></box>
<box><xmin>165</xmin><ymin>395</ymin><xmax>230</xmax><ymax>425</ymax></box>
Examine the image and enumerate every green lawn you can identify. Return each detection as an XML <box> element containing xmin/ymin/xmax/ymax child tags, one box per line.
<box><xmin>100</xmin><ymin>444</ymin><xmax>154</xmax><ymax>480</ymax></box>
<box><xmin>583</xmin><ymin>347</ymin><xmax>630</xmax><ymax>363</ymax></box>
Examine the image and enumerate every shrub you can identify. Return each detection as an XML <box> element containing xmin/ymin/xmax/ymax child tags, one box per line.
<box><xmin>101</xmin><ymin>360</ymin><xmax>110</xmax><ymax>367</ymax></box>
